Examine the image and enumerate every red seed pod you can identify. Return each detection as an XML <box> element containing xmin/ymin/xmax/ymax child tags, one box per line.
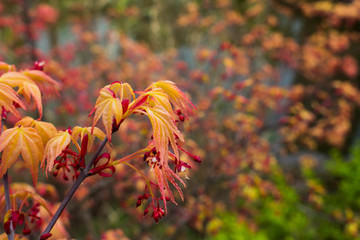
<box><xmin>136</xmin><ymin>199</ymin><xmax>142</xmax><ymax>208</ymax></box>
<box><xmin>143</xmin><ymin>208</ymin><xmax>149</xmax><ymax>216</ymax></box>
<box><xmin>63</xmin><ymin>173</ymin><xmax>69</xmax><ymax>181</ymax></box>
<box><xmin>40</xmin><ymin>233</ymin><xmax>52</xmax><ymax>240</ymax></box>
<box><xmin>23</xmin><ymin>226</ymin><xmax>31</xmax><ymax>235</ymax></box>
<box><xmin>18</xmin><ymin>212</ymin><xmax>25</xmax><ymax>225</ymax></box>
<box><xmin>192</xmin><ymin>155</ymin><xmax>201</xmax><ymax>163</ymax></box>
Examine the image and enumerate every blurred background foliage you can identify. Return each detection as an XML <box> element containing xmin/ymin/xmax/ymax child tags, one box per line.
<box><xmin>2</xmin><ymin>0</ymin><xmax>360</xmax><ymax>239</ymax></box>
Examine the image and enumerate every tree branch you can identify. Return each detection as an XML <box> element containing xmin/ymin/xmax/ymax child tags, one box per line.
<box><xmin>4</xmin><ymin>172</ymin><xmax>14</xmax><ymax>240</ymax></box>
<box><xmin>39</xmin><ymin>136</ymin><xmax>108</xmax><ymax>238</ymax></box>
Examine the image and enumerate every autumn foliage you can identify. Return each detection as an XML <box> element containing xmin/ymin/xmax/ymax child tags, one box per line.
<box><xmin>1</xmin><ymin>0</ymin><xmax>360</xmax><ymax>239</ymax></box>
<box><xmin>0</xmin><ymin>59</ymin><xmax>198</xmax><ymax>239</ymax></box>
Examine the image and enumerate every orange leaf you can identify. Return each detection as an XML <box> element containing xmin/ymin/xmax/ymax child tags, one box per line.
<box><xmin>147</xmin><ymin>81</ymin><xmax>196</xmax><ymax>117</ymax></box>
<box><xmin>42</xmin><ymin>130</ymin><xmax>71</xmax><ymax>174</ymax></box>
<box><xmin>0</xmin><ymin>82</ymin><xmax>26</xmax><ymax>118</ymax></box>
<box><xmin>108</xmin><ymin>82</ymin><xmax>135</xmax><ymax>100</ymax></box>
<box><xmin>153</xmin><ymin>164</ymin><xmax>185</xmax><ymax>213</ymax></box>
<box><xmin>0</xmin><ymin>62</ymin><xmax>16</xmax><ymax>73</ymax></box>
<box><xmin>0</xmin><ymin>72</ymin><xmax>43</xmax><ymax>118</ymax></box>
<box><xmin>22</xmin><ymin>70</ymin><xmax>61</xmax><ymax>95</ymax></box>
<box><xmin>146</xmin><ymin>90</ymin><xmax>173</xmax><ymax>115</ymax></box>
<box><xmin>0</xmin><ymin>233</ymin><xmax>28</xmax><ymax>240</ymax></box>
<box><xmin>15</xmin><ymin>117</ymin><xmax>57</xmax><ymax>145</ymax></box>
<box><xmin>90</xmin><ymin>88</ymin><xmax>123</xmax><ymax>141</ymax></box>
<box><xmin>141</xmin><ymin>106</ymin><xmax>183</xmax><ymax>165</ymax></box>
<box><xmin>0</xmin><ymin>126</ymin><xmax>44</xmax><ymax>185</ymax></box>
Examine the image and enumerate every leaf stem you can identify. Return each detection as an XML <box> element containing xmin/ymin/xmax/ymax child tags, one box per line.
<box><xmin>40</xmin><ymin>136</ymin><xmax>108</xmax><ymax>238</ymax></box>
<box><xmin>4</xmin><ymin>171</ymin><xmax>15</xmax><ymax>240</ymax></box>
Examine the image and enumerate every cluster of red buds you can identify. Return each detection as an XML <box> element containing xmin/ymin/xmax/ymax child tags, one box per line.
<box><xmin>136</xmin><ymin>193</ymin><xmax>151</xmax><ymax>208</ymax></box>
<box><xmin>3</xmin><ymin>201</ymin><xmax>42</xmax><ymax>236</ymax></box>
<box><xmin>53</xmin><ymin>132</ymin><xmax>116</xmax><ymax>180</ymax></box>
<box><xmin>135</xmin><ymin>186</ymin><xmax>171</xmax><ymax>223</ymax></box>
<box><xmin>4</xmin><ymin>210</ymin><xmax>28</xmax><ymax>235</ymax></box>
<box><xmin>28</xmin><ymin>203</ymin><xmax>42</xmax><ymax>228</ymax></box>
<box><xmin>33</xmin><ymin>60</ymin><xmax>45</xmax><ymax>71</ymax></box>
<box><xmin>53</xmin><ymin>147</ymin><xmax>83</xmax><ymax>180</ymax></box>
<box><xmin>151</xmin><ymin>207</ymin><xmax>165</xmax><ymax>223</ymax></box>
<box><xmin>53</xmin><ymin>131</ymin><xmax>87</xmax><ymax>180</ymax></box>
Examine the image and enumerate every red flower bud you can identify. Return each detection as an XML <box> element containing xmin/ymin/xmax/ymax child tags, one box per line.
<box><xmin>192</xmin><ymin>155</ymin><xmax>201</xmax><ymax>163</ymax></box>
<box><xmin>136</xmin><ymin>199</ymin><xmax>142</xmax><ymax>208</ymax></box>
<box><xmin>63</xmin><ymin>173</ymin><xmax>69</xmax><ymax>181</ymax></box>
<box><xmin>40</xmin><ymin>233</ymin><xmax>52</xmax><ymax>240</ymax></box>
<box><xmin>23</xmin><ymin>228</ymin><xmax>31</xmax><ymax>235</ymax></box>
<box><xmin>33</xmin><ymin>60</ymin><xmax>45</xmax><ymax>71</ymax></box>
<box><xmin>144</xmin><ymin>208</ymin><xmax>149</xmax><ymax>216</ymax></box>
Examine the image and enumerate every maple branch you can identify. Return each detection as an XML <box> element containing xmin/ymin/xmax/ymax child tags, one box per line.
<box><xmin>40</xmin><ymin>136</ymin><xmax>108</xmax><ymax>238</ymax></box>
<box><xmin>2</xmin><ymin>119</ymin><xmax>14</xmax><ymax>240</ymax></box>
<box><xmin>3</xmin><ymin>171</ymin><xmax>15</xmax><ymax>240</ymax></box>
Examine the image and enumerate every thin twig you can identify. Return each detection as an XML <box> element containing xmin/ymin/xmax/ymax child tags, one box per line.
<box><xmin>4</xmin><ymin>172</ymin><xmax>15</xmax><ymax>240</ymax></box>
<box><xmin>2</xmin><ymin>119</ymin><xmax>14</xmax><ymax>239</ymax></box>
<box><xmin>40</xmin><ymin>136</ymin><xmax>108</xmax><ymax>237</ymax></box>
